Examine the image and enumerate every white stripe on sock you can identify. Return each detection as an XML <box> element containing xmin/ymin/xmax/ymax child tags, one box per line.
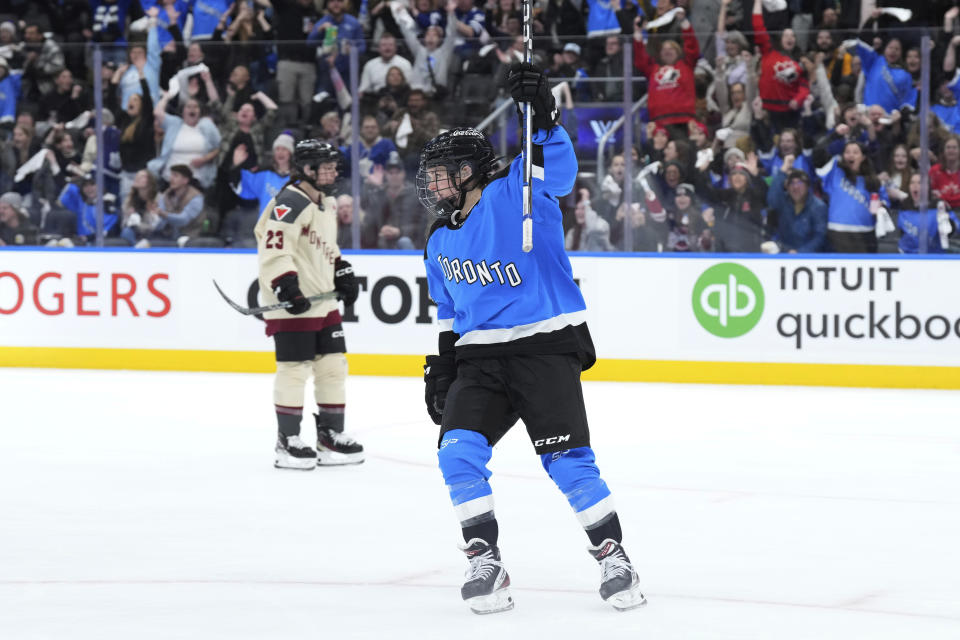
<box><xmin>454</xmin><ymin>494</ymin><xmax>495</xmax><ymax>523</ymax></box>
<box><xmin>577</xmin><ymin>495</ymin><xmax>615</xmax><ymax>529</ymax></box>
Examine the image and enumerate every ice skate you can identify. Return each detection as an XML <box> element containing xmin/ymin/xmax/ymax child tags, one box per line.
<box><xmin>588</xmin><ymin>539</ymin><xmax>646</xmax><ymax>611</ymax></box>
<box><xmin>459</xmin><ymin>538</ymin><xmax>514</xmax><ymax>614</ymax></box>
<box><xmin>315</xmin><ymin>427</ymin><xmax>365</xmax><ymax>466</ymax></box>
<box><xmin>274</xmin><ymin>434</ymin><xmax>316</xmax><ymax>470</ymax></box>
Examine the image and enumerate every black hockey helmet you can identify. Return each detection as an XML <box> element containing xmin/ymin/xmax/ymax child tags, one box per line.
<box><xmin>293</xmin><ymin>138</ymin><xmax>341</xmax><ymax>192</ymax></box>
<box><xmin>416</xmin><ymin>128</ymin><xmax>499</xmax><ymax>221</ymax></box>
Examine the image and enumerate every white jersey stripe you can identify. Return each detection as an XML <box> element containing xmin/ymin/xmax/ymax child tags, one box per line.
<box><xmin>456</xmin><ymin>310</ymin><xmax>588</xmax><ymax>346</ymax></box>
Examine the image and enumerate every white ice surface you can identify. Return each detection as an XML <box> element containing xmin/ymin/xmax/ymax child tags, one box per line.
<box><xmin>1</xmin><ymin>369</ymin><xmax>959</xmax><ymax>639</ymax></box>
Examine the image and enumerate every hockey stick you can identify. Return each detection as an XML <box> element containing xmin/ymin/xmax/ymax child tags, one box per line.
<box><xmin>521</xmin><ymin>0</ymin><xmax>533</xmax><ymax>253</ymax></box>
<box><xmin>212</xmin><ymin>280</ymin><xmax>338</xmax><ymax>316</ymax></box>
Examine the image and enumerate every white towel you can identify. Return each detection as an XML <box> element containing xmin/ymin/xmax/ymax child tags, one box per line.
<box><xmin>14</xmin><ymin>149</ymin><xmax>50</xmax><ymax>183</ymax></box>
<box><xmin>645</xmin><ymin>8</ymin><xmax>682</xmax><ymax>30</ymax></box>
<box><xmin>395</xmin><ymin>112</ymin><xmax>413</xmax><ymax>150</ymax></box>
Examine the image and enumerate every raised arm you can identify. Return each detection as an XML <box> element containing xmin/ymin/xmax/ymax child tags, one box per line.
<box><xmin>680</xmin><ymin>14</ymin><xmax>699</xmax><ymax>63</ymax></box>
<box><xmin>632</xmin><ymin>16</ymin><xmax>655</xmax><ymax>77</ymax></box>
<box><xmin>751</xmin><ymin>0</ymin><xmax>772</xmax><ymax>56</ymax></box>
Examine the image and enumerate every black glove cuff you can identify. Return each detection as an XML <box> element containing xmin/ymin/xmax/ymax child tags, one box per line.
<box><xmin>424</xmin><ymin>353</ymin><xmax>456</xmax><ymax>380</ymax></box>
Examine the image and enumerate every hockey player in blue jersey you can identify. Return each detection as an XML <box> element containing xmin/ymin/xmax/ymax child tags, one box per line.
<box><xmin>418</xmin><ymin>63</ymin><xmax>646</xmax><ymax>615</ymax></box>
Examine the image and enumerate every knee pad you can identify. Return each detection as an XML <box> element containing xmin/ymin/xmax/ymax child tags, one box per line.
<box><xmin>541</xmin><ymin>447</ymin><xmax>613</xmax><ymax>528</ymax></box>
<box><xmin>438</xmin><ymin>430</ymin><xmax>494</xmax><ymax>522</ymax></box>
<box><xmin>313</xmin><ymin>353</ymin><xmax>347</xmax><ymax>405</ymax></box>
<box><xmin>274</xmin><ymin>360</ymin><xmax>311</xmax><ymax>407</ymax></box>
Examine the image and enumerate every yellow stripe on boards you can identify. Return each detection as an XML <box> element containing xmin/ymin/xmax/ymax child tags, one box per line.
<box><xmin>0</xmin><ymin>347</ymin><xmax>958</xmax><ymax>390</ymax></box>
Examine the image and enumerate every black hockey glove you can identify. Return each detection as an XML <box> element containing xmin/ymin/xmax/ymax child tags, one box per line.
<box><xmin>507</xmin><ymin>62</ymin><xmax>558</xmax><ymax>131</ymax></box>
<box><xmin>424</xmin><ymin>353</ymin><xmax>456</xmax><ymax>426</ymax></box>
<box><xmin>272</xmin><ymin>272</ymin><xmax>311</xmax><ymax>315</ymax></box>
<box><xmin>333</xmin><ymin>258</ymin><xmax>359</xmax><ymax>306</ymax></box>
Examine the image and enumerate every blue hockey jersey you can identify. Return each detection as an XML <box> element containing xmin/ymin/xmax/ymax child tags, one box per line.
<box><xmin>424</xmin><ymin>126</ymin><xmax>595</xmax><ymax>366</ymax></box>
<box><xmin>189</xmin><ymin>0</ymin><xmax>232</xmax><ymax>40</ymax></box>
<box><xmin>234</xmin><ymin>168</ymin><xmax>289</xmax><ymax>216</ymax></box>
<box><xmin>897</xmin><ymin>207</ymin><xmax>959</xmax><ymax>254</ymax></box>
<box><xmin>0</xmin><ymin>70</ymin><xmax>22</xmax><ymax>125</ymax></box>
<box><xmin>816</xmin><ymin>156</ymin><xmax>889</xmax><ymax>232</ymax></box>
<box><xmin>856</xmin><ymin>41</ymin><xmax>916</xmax><ymax>114</ymax></box>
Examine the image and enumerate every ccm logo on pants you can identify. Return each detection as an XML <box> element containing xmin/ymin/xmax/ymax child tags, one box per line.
<box><xmin>534</xmin><ymin>435</ymin><xmax>571</xmax><ymax>447</ymax></box>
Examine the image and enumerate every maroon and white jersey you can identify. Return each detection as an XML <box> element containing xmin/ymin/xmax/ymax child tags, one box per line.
<box><xmin>255</xmin><ymin>183</ymin><xmax>341</xmax><ymax>334</ymax></box>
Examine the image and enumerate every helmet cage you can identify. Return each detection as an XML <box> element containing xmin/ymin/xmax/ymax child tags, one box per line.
<box><xmin>416</xmin><ymin>128</ymin><xmax>498</xmax><ymax>221</ymax></box>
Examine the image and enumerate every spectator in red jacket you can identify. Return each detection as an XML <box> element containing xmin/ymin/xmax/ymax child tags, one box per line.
<box><xmin>751</xmin><ymin>0</ymin><xmax>808</xmax><ymax>133</ymax></box>
<box><xmin>930</xmin><ymin>135</ymin><xmax>960</xmax><ymax>209</ymax></box>
<box><xmin>632</xmin><ymin>10</ymin><xmax>700</xmax><ymax>139</ymax></box>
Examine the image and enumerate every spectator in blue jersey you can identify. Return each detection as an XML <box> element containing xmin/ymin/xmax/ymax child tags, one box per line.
<box><xmin>843</xmin><ymin>38</ymin><xmax>916</xmax><ymax>115</ymax></box>
<box><xmin>766</xmin><ymin>157</ymin><xmax>827</xmax><ymax>253</ymax></box>
<box><xmin>753</xmin><ymin>126</ymin><xmax>813</xmax><ymax>180</ymax></box>
<box><xmin>896</xmin><ymin>173</ymin><xmax>959</xmax><ymax>254</ymax></box>
<box><xmin>89</xmin><ymin>0</ymin><xmax>136</xmax><ymax>64</ymax></box>
<box><xmin>310</xmin><ymin>0</ymin><xmax>366</xmax><ymax>105</ymax></box>
<box><xmin>409</xmin><ymin>0</ymin><xmax>447</xmax><ymax>35</ymax></box>
<box><xmin>116</xmin><ymin>15</ymin><xmax>161</xmax><ymax>111</ymax></box>
<box><xmin>215</xmin><ymin>91</ymin><xmax>278</xmax><ymax>216</ymax></box>
<box><xmin>340</xmin><ymin>114</ymin><xmax>398</xmax><ymax>178</ymax></box>
<box><xmin>419</xmin><ymin>63</ymin><xmax>645</xmax><ymax>614</ymax></box>
<box><xmin>585</xmin><ymin>0</ymin><xmax>621</xmax><ymax>43</ymax></box>
<box><xmin>57</xmin><ymin>172</ymin><xmax>120</xmax><ymax>241</ymax></box>
<box><xmin>222</xmin><ymin>132</ymin><xmax>295</xmax><ymax>246</ymax></box>
<box><xmin>229</xmin><ymin>132</ymin><xmax>294</xmax><ymax>216</ymax></box>
<box><xmin>0</xmin><ymin>57</ymin><xmax>22</xmax><ymax>128</ymax></box>
<box><xmin>451</xmin><ymin>0</ymin><xmax>486</xmax><ymax>58</ymax></box>
<box><xmin>937</xmin><ymin>35</ymin><xmax>960</xmax><ymax>134</ymax></box>
<box><xmin>140</xmin><ymin>0</ymin><xmax>189</xmax><ymax>51</ymax></box>
<box><xmin>189</xmin><ymin>0</ymin><xmax>232</xmax><ymax>41</ymax></box>
<box><xmin>816</xmin><ymin>141</ymin><xmax>889</xmax><ymax>253</ymax></box>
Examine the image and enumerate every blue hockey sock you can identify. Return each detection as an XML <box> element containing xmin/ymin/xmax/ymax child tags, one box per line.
<box><xmin>438</xmin><ymin>429</ymin><xmax>497</xmax><ymax>541</ymax></box>
<box><xmin>541</xmin><ymin>447</ymin><xmax>618</xmax><ymax>537</ymax></box>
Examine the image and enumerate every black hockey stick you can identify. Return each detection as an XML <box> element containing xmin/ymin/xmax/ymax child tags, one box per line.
<box><xmin>213</xmin><ymin>280</ymin><xmax>338</xmax><ymax>316</ymax></box>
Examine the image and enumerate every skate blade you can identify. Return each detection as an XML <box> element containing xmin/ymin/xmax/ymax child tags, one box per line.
<box><xmin>608</xmin><ymin>583</ymin><xmax>647</xmax><ymax>612</ymax></box>
<box><xmin>274</xmin><ymin>455</ymin><xmax>317</xmax><ymax>471</ymax></box>
<box><xmin>466</xmin><ymin>588</ymin><xmax>514</xmax><ymax>615</ymax></box>
<box><xmin>316</xmin><ymin>449</ymin><xmax>365</xmax><ymax>466</ymax></box>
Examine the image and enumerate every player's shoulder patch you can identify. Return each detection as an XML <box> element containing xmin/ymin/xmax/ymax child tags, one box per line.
<box><xmin>270</xmin><ymin>188</ymin><xmax>311</xmax><ymax>224</ymax></box>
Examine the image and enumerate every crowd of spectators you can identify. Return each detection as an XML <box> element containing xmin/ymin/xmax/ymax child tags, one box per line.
<box><xmin>0</xmin><ymin>0</ymin><xmax>958</xmax><ymax>254</ymax></box>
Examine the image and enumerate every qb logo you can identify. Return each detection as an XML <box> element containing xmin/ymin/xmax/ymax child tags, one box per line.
<box><xmin>692</xmin><ymin>263</ymin><xmax>764</xmax><ymax>338</ymax></box>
